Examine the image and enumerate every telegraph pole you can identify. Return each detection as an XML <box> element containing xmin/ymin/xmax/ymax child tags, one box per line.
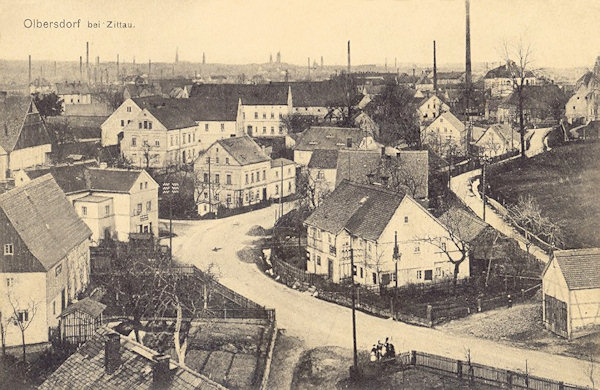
<box><xmin>162</xmin><ymin>182</ymin><xmax>179</xmax><ymax>263</ymax></box>
<box><xmin>349</xmin><ymin>241</ymin><xmax>359</xmax><ymax>377</ymax></box>
<box><xmin>280</xmin><ymin>160</ymin><xmax>284</xmax><ymax>218</ymax></box>
<box><xmin>207</xmin><ymin>157</ymin><xmax>212</xmax><ymax>216</ymax></box>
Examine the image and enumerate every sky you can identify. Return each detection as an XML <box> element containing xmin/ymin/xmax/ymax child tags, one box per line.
<box><xmin>0</xmin><ymin>0</ymin><xmax>598</xmax><ymax>68</ymax></box>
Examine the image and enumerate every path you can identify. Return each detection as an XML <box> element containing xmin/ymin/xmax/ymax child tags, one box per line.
<box><xmin>170</xmin><ymin>204</ymin><xmax>597</xmax><ymax>387</ymax></box>
<box><xmin>525</xmin><ymin>127</ymin><xmax>553</xmax><ymax>157</ymax></box>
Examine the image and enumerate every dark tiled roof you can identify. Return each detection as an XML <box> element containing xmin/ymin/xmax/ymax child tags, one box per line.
<box><xmin>438</xmin><ymin>207</ymin><xmax>489</xmax><ymax>242</ymax></box>
<box><xmin>288</xmin><ymin>81</ymin><xmax>351</xmax><ymax>107</ymax></box>
<box><xmin>308</xmin><ymin>149</ymin><xmax>339</xmax><ymax>169</ymax></box>
<box><xmin>60</xmin><ymin>297</ymin><xmax>106</xmax><ymax>318</ymax></box>
<box><xmin>484</xmin><ymin>61</ymin><xmax>535</xmax><ymax>79</ymax></box>
<box><xmin>63</xmin><ymin>103</ymin><xmax>113</xmax><ymax>117</ymax></box>
<box><xmin>552</xmin><ymin>248</ymin><xmax>600</xmax><ymax>290</ymax></box>
<box><xmin>437</xmin><ymin>71</ymin><xmax>465</xmax><ymax>80</ymax></box>
<box><xmin>158</xmin><ymin>78</ymin><xmax>194</xmax><ymax>94</ymax></box>
<box><xmin>46</xmin><ymin>115</ymin><xmax>107</xmax><ymax>140</ymax></box>
<box><xmin>55</xmin><ymin>82</ymin><xmax>91</xmax><ymax>95</ymax></box>
<box><xmin>295</xmin><ymin>126</ymin><xmax>367</xmax><ymax>151</ymax></box>
<box><xmin>0</xmin><ymin>175</ymin><xmax>91</xmax><ymax>271</ymax></box>
<box><xmin>133</xmin><ymin>97</ymin><xmax>238</xmax><ymax>124</ymax></box>
<box><xmin>190</xmin><ymin>83</ymin><xmax>289</xmax><ymax>105</ymax></box>
<box><xmin>39</xmin><ymin>328</ymin><xmax>224</xmax><ymax>390</ymax></box>
<box><xmin>25</xmin><ymin>164</ymin><xmax>145</xmax><ymax>194</ymax></box>
<box><xmin>304</xmin><ymin>180</ymin><xmax>405</xmax><ymax>241</ymax></box>
<box><xmin>334</xmin><ymin>150</ymin><xmax>382</xmax><ymax>186</ymax></box>
<box><xmin>215</xmin><ymin>136</ymin><xmax>270</xmax><ymax>166</ymax></box>
<box><xmin>0</xmin><ymin>96</ymin><xmax>51</xmax><ymax>152</ymax></box>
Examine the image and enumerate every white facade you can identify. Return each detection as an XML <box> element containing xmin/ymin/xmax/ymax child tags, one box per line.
<box><xmin>417</xmin><ymin>95</ymin><xmax>449</xmax><ymax>123</ymax></box>
<box><xmin>101</xmin><ymin>98</ymin><xmax>144</xmax><ymax>147</ymax></box>
<box><xmin>0</xmin><ymin>144</ymin><xmax>51</xmax><ymax>181</ymax></box>
<box><xmin>241</xmin><ymin>103</ymin><xmax>291</xmax><ymax>137</ymax></box>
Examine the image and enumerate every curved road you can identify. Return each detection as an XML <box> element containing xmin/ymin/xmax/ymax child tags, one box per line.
<box><xmin>168</xmin><ymin>204</ymin><xmax>598</xmax><ymax>387</ymax></box>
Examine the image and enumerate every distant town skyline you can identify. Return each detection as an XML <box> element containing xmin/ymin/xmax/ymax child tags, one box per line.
<box><xmin>0</xmin><ymin>0</ymin><xmax>598</xmax><ymax>69</ymax></box>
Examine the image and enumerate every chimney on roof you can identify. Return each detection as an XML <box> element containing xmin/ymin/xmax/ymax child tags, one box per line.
<box><xmin>347</xmin><ymin>40</ymin><xmax>351</xmax><ymax>74</ymax></box>
<box><xmin>105</xmin><ymin>333</ymin><xmax>121</xmax><ymax>374</ymax></box>
<box><xmin>152</xmin><ymin>354</ymin><xmax>172</xmax><ymax>388</ymax></box>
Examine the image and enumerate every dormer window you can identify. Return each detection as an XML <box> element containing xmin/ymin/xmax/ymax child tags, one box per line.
<box><xmin>4</xmin><ymin>243</ymin><xmax>14</xmax><ymax>256</ymax></box>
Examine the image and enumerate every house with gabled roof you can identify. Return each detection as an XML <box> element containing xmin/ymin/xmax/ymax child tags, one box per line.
<box><xmin>194</xmin><ymin>136</ymin><xmax>296</xmax><ymax>215</ymax></box>
<box><xmin>412</xmin><ymin>93</ymin><xmax>450</xmax><ymax>124</ymax></box>
<box><xmin>14</xmin><ymin>164</ymin><xmax>158</xmax><ymax>243</ymax></box>
<box><xmin>0</xmin><ymin>174</ymin><xmax>92</xmax><ymax>347</ymax></box>
<box><xmin>422</xmin><ymin>111</ymin><xmax>467</xmax><ymax>156</ymax></box>
<box><xmin>0</xmin><ymin>94</ymin><xmax>52</xmax><ymax>182</ymax></box>
<box><xmin>55</xmin><ymin>81</ymin><xmax>92</xmax><ymax>108</ymax></box>
<box><xmin>39</xmin><ymin>327</ymin><xmax>225</xmax><ymax>390</ymax></box>
<box><xmin>304</xmin><ymin>181</ymin><xmax>468</xmax><ymax>287</ymax></box>
<box><xmin>474</xmin><ymin>123</ymin><xmax>521</xmax><ymax>157</ymax></box>
<box><xmin>293</xmin><ymin>126</ymin><xmax>380</xmax><ymax>166</ymax></box>
<box><xmin>483</xmin><ymin>60</ymin><xmax>538</xmax><ymax>97</ymax></box>
<box><xmin>542</xmin><ymin>248</ymin><xmax>600</xmax><ymax>339</ymax></box>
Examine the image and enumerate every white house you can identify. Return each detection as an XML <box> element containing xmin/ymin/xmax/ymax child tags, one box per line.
<box><xmin>565</xmin><ymin>57</ymin><xmax>600</xmax><ymax>124</ymax></box>
<box><xmin>0</xmin><ymin>175</ymin><xmax>92</xmax><ymax>347</ymax></box>
<box><xmin>0</xmin><ymin>95</ymin><xmax>52</xmax><ymax>182</ymax></box>
<box><xmin>542</xmin><ymin>248</ymin><xmax>600</xmax><ymax>339</ymax></box>
<box><xmin>483</xmin><ymin>61</ymin><xmax>538</xmax><ymax>98</ymax></box>
<box><xmin>422</xmin><ymin>111</ymin><xmax>466</xmax><ymax>156</ymax></box>
<box><xmin>474</xmin><ymin>123</ymin><xmax>521</xmax><ymax>157</ymax></box>
<box><xmin>15</xmin><ymin>164</ymin><xmax>158</xmax><ymax>243</ymax></box>
<box><xmin>413</xmin><ymin>93</ymin><xmax>450</xmax><ymax>123</ymax></box>
<box><xmin>101</xmin><ymin>97</ymin><xmax>150</xmax><ymax>147</ymax></box>
<box><xmin>55</xmin><ymin>82</ymin><xmax>92</xmax><ymax>109</ymax></box>
<box><xmin>304</xmin><ymin>181</ymin><xmax>469</xmax><ymax>287</ymax></box>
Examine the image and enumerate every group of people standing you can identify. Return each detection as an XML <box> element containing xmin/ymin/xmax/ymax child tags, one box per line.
<box><xmin>370</xmin><ymin>337</ymin><xmax>396</xmax><ymax>361</ymax></box>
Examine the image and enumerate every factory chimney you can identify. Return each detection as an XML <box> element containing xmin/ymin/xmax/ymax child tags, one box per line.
<box><xmin>433</xmin><ymin>40</ymin><xmax>438</xmax><ymax>92</ymax></box>
<box><xmin>465</xmin><ymin>0</ymin><xmax>472</xmax><ymax>107</ymax></box>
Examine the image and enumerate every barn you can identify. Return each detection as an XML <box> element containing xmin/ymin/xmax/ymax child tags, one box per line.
<box><xmin>542</xmin><ymin>248</ymin><xmax>600</xmax><ymax>339</ymax></box>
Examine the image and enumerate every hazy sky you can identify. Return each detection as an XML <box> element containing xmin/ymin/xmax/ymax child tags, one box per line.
<box><xmin>0</xmin><ymin>0</ymin><xmax>598</xmax><ymax>68</ymax></box>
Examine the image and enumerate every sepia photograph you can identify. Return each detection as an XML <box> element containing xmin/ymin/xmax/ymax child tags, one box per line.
<box><xmin>0</xmin><ymin>0</ymin><xmax>599</xmax><ymax>388</ymax></box>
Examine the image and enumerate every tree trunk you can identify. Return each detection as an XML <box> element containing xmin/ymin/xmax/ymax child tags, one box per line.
<box><xmin>453</xmin><ymin>263</ymin><xmax>460</xmax><ymax>292</ymax></box>
<box><xmin>0</xmin><ymin>319</ymin><xmax>5</xmax><ymax>357</ymax></box>
<box><xmin>21</xmin><ymin>331</ymin><xmax>26</xmax><ymax>362</ymax></box>
<box><xmin>518</xmin><ymin>88</ymin><xmax>526</xmax><ymax>158</ymax></box>
<box><xmin>173</xmin><ymin>302</ymin><xmax>187</xmax><ymax>365</ymax></box>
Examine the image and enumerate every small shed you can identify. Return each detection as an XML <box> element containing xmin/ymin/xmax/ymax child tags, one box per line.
<box><xmin>542</xmin><ymin>248</ymin><xmax>600</xmax><ymax>339</ymax></box>
<box><xmin>60</xmin><ymin>297</ymin><xmax>106</xmax><ymax>345</ymax></box>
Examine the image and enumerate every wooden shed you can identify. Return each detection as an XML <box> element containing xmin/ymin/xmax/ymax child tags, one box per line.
<box><xmin>59</xmin><ymin>297</ymin><xmax>106</xmax><ymax>345</ymax></box>
<box><xmin>542</xmin><ymin>248</ymin><xmax>600</xmax><ymax>339</ymax></box>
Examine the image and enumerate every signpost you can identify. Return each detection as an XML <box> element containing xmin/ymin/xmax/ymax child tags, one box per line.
<box><xmin>161</xmin><ymin>182</ymin><xmax>179</xmax><ymax>263</ymax></box>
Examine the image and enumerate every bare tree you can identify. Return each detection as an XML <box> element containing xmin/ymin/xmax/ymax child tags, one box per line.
<box><xmin>378</xmin><ymin>156</ymin><xmax>427</xmax><ymax>199</ymax></box>
<box><xmin>0</xmin><ymin>310</ymin><xmax>9</xmax><ymax>357</ymax></box>
<box><xmin>508</xmin><ymin>195</ymin><xmax>564</xmax><ymax>249</ymax></box>
<box><xmin>7</xmin><ymin>293</ymin><xmax>38</xmax><ymax>362</ymax></box>
<box><xmin>503</xmin><ymin>39</ymin><xmax>533</xmax><ymax>158</ymax></box>
<box><xmin>297</xmin><ymin>169</ymin><xmax>331</xmax><ymax>210</ymax></box>
<box><xmin>585</xmin><ymin>353</ymin><xmax>596</xmax><ymax>389</ymax></box>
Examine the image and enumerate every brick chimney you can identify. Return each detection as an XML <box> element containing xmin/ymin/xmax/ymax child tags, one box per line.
<box><xmin>105</xmin><ymin>333</ymin><xmax>121</xmax><ymax>374</ymax></box>
<box><xmin>152</xmin><ymin>354</ymin><xmax>172</xmax><ymax>388</ymax></box>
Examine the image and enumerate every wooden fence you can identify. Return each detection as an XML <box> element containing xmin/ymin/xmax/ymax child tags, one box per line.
<box><xmin>271</xmin><ymin>255</ymin><xmax>324</xmax><ymax>286</ymax></box>
<box><xmin>363</xmin><ymin>351</ymin><xmax>592</xmax><ymax>390</ymax></box>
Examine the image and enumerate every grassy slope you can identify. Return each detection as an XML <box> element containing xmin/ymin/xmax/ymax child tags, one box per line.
<box><xmin>488</xmin><ymin>141</ymin><xmax>600</xmax><ymax>248</ymax></box>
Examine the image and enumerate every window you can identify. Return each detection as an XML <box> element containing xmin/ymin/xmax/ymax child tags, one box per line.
<box><xmin>435</xmin><ymin>267</ymin><xmax>442</xmax><ymax>277</ymax></box>
<box><xmin>127</xmin><ymin>106</ymin><xmax>132</xmax><ymax>112</ymax></box>
<box><xmin>251</xmin><ymin>173</ymin><xmax>254</xmax><ymax>183</ymax></box>
<box><xmin>155</xmin><ymin>139</ymin><xmax>160</xmax><ymax>147</ymax></box>
<box><xmin>81</xmin><ymin>206</ymin><xmax>87</xmax><ymax>216</ymax></box>
<box><xmin>6</xmin><ymin>277</ymin><xmax>14</xmax><ymax>287</ymax></box>
<box><xmin>352</xmin><ymin>265</ymin><xmax>357</xmax><ymax>276</ymax></box>
<box><xmin>262</xmin><ymin>170</ymin><xmax>266</xmax><ymax>180</ymax></box>
<box><xmin>205</xmin><ymin>123</ymin><xmax>209</xmax><ymax>131</ymax></box>
<box><xmin>204</xmin><ymin>173</ymin><xmax>209</xmax><ymax>183</ymax></box>
<box><xmin>416</xmin><ymin>270</ymin><xmax>422</xmax><ymax>279</ymax></box>
<box><xmin>360</xmin><ymin>267</ymin><xmax>364</xmax><ymax>278</ymax></box>
<box><xmin>170</xmin><ymin>136</ymin><xmax>174</xmax><ymax>146</ymax></box>
<box><xmin>121</xmin><ymin>119</ymin><xmax>125</xmax><ymax>127</ymax></box>
<box><xmin>242</xmin><ymin>112</ymin><xmax>246</xmax><ymax>119</ymax></box>
<box><xmin>254</xmin><ymin>112</ymin><xmax>258</xmax><ymax>119</ymax></box>
<box><xmin>131</xmin><ymin>137</ymin><xmax>137</xmax><ymax>146</ymax></box>
<box><xmin>136</xmin><ymin>203</ymin><xmax>142</xmax><ymax>215</ymax></box>
<box><xmin>148</xmin><ymin>121</ymin><xmax>153</xmax><ymax>130</ymax></box>
<box><xmin>317</xmin><ymin>255</ymin><xmax>321</xmax><ymax>266</ymax></box>
<box><xmin>275</xmin><ymin>171</ymin><xmax>279</xmax><ymax>178</ymax></box>
<box><xmin>271</xmin><ymin>126</ymin><xmax>274</xmax><ymax>134</ymax></box>
<box><xmin>55</xmin><ymin>264</ymin><xmax>62</xmax><ymax>277</ymax></box>
<box><xmin>279</xmin><ymin>126</ymin><xmax>283</xmax><ymax>134</ymax></box>
<box><xmin>215</xmin><ymin>157</ymin><xmax>219</xmax><ymax>164</ymax></box>
<box><xmin>188</xmin><ymin>134</ymin><xmax>191</xmax><ymax>143</ymax></box>
<box><xmin>226</xmin><ymin>174</ymin><xmax>232</xmax><ymax>185</ymax></box>
<box><xmin>441</xmin><ymin>242</ymin><xmax>446</xmax><ymax>251</ymax></box>
<box><xmin>414</xmin><ymin>245</ymin><xmax>420</xmax><ymax>254</ymax></box>
<box><xmin>16</xmin><ymin>310</ymin><xmax>28</xmax><ymax>323</ymax></box>
<box><xmin>275</xmin><ymin>184</ymin><xmax>279</xmax><ymax>195</ymax></box>
<box><xmin>372</xmin><ymin>272</ymin><xmax>377</xmax><ymax>284</ymax></box>
<box><xmin>346</xmin><ymin>137</ymin><xmax>353</xmax><ymax>147</ymax></box>
<box><xmin>225</xmin><ymin>157</ymin><xmax>230</xmax><ymax>164</ymax></box>
<box><xmin>146</xmin><ymin>201</ymin><xmax>152</xmax><ymax>211</ymax></box>
<box><xmin>4</xmin><ymin>244</ymin><xmax>14</xmax><ymax>256</ymax></box>
<box><xmin>245</xmin><ymin>173</ymin><xmax>249</xmax><ymax>184</ymax></box>
<box><xmin>424</xmin><ymin>270</ymin><xmax>433</xmax><ymax>281</ymax></box>
<box><xmin>262</xmin><ymin>112</ymin><xmax>266</xmax><ymax>119</ymax></box>
<box><xmin>404</xmin><ymin>216</ymin><xmax>408</xmax><ymax>223</ymax></box>
<box><xmin>279</xmin><ymin>112</ymin><xmax>283</xmax><ymax>119</ymax></box>
<box><xmin>221</xmin><ymin>123</ymin><xmax>225</xmax><ymax>131</ymax></box>
<box><xmin>270</xmin><ymin>112</ymin><xmax>274</xmax><ymax>119</ymax></box>
<box><xmin>105</xmin><ymin>205</ymin><xmax>110</xmax><ymax>216</ymax></box>
<box><xmin>215</xmin><ymin>174</ymin><xmax>220</xmax><ymax>184</ymax></box>
<box><xmin>227</xmin><ymin>194</ymin><xmax>232</xmax><ymax>204</ymax></box>
<box><xmin>140</xmin><ymin>182</ymin><xmax>143</xmax><ymax>190</ymax></box>
<box><xmin>143</xmin><ymin>120</ymin><xmax>148</xmax><ymax>129</ymax></box>
<box><xmin>288</xmin><ymin>182</ymin><xmax>292</xmax><ymax>191</ymax></box>
<box><xmin>262</xmin><ymin>126</ymin><xmax>266</xmax><ymax>134</ymax></box>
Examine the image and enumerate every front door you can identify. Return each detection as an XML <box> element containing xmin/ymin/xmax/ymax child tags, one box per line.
<box><xmin>247</xmin><ymin>125</ymin><xmax>253</xmax><ymax>136</ymax></box>
<box><xmin>263</xmin><ymin>188</ymin><xmax>267</xmax><ymax>201</ymax></box>
<box><xmin>328</xmin><ymin>259</ymin><xmax>333</xmax><ymax>279</ymax></box>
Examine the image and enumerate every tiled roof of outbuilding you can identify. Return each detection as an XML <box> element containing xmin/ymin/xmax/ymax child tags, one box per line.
<box><xmin>552</xmin><ymin>248</ymin><xmax>600</xmax><ymax>290</ymax></box>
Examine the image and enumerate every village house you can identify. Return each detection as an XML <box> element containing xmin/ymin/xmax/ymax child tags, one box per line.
<box><xmin>55</xmin><ymin>81</ymin><xmax>92</xmax><ymax>109</ymax></box>
<box><xmin>194</xmin><ymin>136</ymin><xmax>296</xmax><ymax>216</ymax></box>
<box><xmin>542</xmin><ymin>248</ymin><xmax>600</xmax><ymax>339</ymax></box>
<box><xmin>288</xmin><ymin>81</ymin><xmax>354</xmax><ymax>121</ymax></box>
<box><xmin>293</xmin><ymin>126</ymin><xmax>380</xmax><ymax>166</ymax></box>
<box><xmin>40</xmin><ymin>328</ymin><xmax>223</xmax><ymax>390</ymax></box>
<box><xmin>14</xmin><ymin>163</ymin><xmax>158</xmax><ymax>243</ymax></box>
<box><xmin>483</xmin><ymin>61</ymin><xmax>538</xmax><ymax>98</ymax></box>
<box><xmin>303</xmin><ymin>181</ymin><xmax>469</xmax><ymax>287</ymax></box>
<box><xmin>474</xmin><ymin>123</ymin><xmax>521</xmax><ymax>157</ymax></box>
<box><xmin>101</xmin><ymin>96</ymin><xmax>154</xmax><ymax>146</ymax></box>
<box><xmin>413</xmin><ymin>93</ymin><xmax>450</xmax><ymax>123</ymax></box>
<box><xmin>497</xmin><ymin>84</ymin><xmax>565</xmax><ymax>125</ymax></box>
<box><xmin>190</xmin><ymin>83</ymin><xmax>291</xmax><ymax>138</ymax></box>
<box><xmin>0</xmin><ymin>94</ymin><xmax>52</xmax><ymax>183</ymax></box>
<box><xmin>0</xmin><ymin>175</ymin><xmax>92</xmax><ymax>347</ymax></box>
<box><xmin>422</xmin><ymin>111</ymin><xmax>467</xmax><ymax>156</ymax></box>
<box><xmin>565</xmin><ymin>56</ymin><xmax>600</xmax><ymax>124</ymax></box>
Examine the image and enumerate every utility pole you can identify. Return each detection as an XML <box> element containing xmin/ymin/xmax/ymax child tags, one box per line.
<box><xmin>349</xmin><ymin>242</ymin><xmax>359</xmax><ymax>377</ymax></box>
<box><xmin>480</xmin><ymin>156</ymin><xmax>491</xmax><ymax>221</ymax></box>
<box><xmin>162</xmin><ymin>182</ymin><xmax>179</xmax><ymax>263</ymax></box>
<box><xmin>207</xmin><ymin>157</ymin><xmax>212</xmax><ymax>216</ymax></box>
<box><xmin>393</xmin><ymin>231</ymin><xmax>401</xmax><ymax>289</ymax></box>
<box><xmin>280</xmin><ymin>160</ymin><xmax>284</xmax><ymax>218</ymax></box>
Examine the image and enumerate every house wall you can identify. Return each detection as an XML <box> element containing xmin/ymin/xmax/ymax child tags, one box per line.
<box><xmin>569</xmin><ymin>288</ymin><xmax>600</xmax><ymax>335</ymax></box>
<box><xmin>73</xmin><ymin>198</ymin><xmax>115</xmax><ymax>243</ymax></box>
<box><xmin>293</xmin><ymin>106</ymin><xmax>329</xmax><ymax>119</ymax></box>
<box><xmin>60</xmin><ymin>93</ymin><xmax>92</xmax><ymax>106</ymax></box>
<box><xmin>268</xmin><ymin>163</ymin><xmax>296</xmax><ymax>200</ymax></box>
<box><xmin>542</xmin><ymin>258</ymin><xmax>570</xmax><ymax>335</ymax></box>
<box><xmin>484</xmin><ymin>77</ymin><xmax>538</xmax><ymax>98</ymax></box>
<box><xmin>565</xmin><ymin>87</ymin><xmax>594</xmax><ymax>124</ymax></box>
<box><xmin>0</xmin><ymin>272</ymin><xmax>47</xmax><ymax>346</ymax></box>
<box><xmin>241</xmin><ymin>104</ymin><xmax>290</xmax><ymax>137</ymax></box>
<box><xmin>293</xmin><ymin>150</ymin><xmax>313</xmax><ymax>167</ymax></box>
<box><xmin>418</xmin><ymin>96</ymin><xmax>449</xmax><ymax>122</ymax></box>
<box><xmin>423</xmin><ymin>116</ymin><xmax>466</xmax><ymax>155</ymax></box>
<box><xmin>476</xmin><ymin>129</ymin><xmax>515</xmax><ymax>157</ymax></box>
<box><xmin>101</xmin><ymin>99</ymin><xmax>142</xmax><ymax>146</ymax></box>
<box><xmin>196</xmin><ymin>121</ymin><xmax>240</xmax><ymax>151</ymax></box>
<box><xmin>8</xmin><ymin>144</ymin><xmax>51</xmax><ymax>174</ymax></box>
<box><xmin>307</xmin><ymin>167</ymin><xmax>337</xmax><ymax>201</ymax></box>
<box><xmin>121</xmin><ymin>172</ymin><xmax>159</xmax><ymax>239</ymax></box>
